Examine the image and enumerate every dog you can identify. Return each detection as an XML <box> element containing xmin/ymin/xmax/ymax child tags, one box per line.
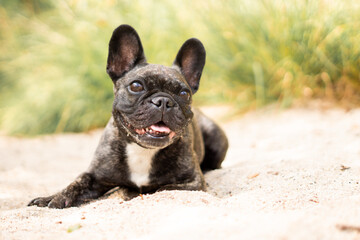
<box><xmin>28</xmin><ymin>24</ymin><xmax>228</xmax><ymax>208</ymax></box>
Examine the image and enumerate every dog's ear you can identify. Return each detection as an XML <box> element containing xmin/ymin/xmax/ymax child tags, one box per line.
<box><xmin>173</xmin><ymin>38</ymin><xmax>206</xmax><ymax>93</ymax></box>
<box><xmin>106</xmin><ymin>24</ymin><xmax>146</xmax><ymax>81</ymax></box>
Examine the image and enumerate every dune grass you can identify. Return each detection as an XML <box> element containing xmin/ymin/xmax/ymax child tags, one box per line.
<box><xmin>0</xmin><ymin>0</ymin><xmax>359</xmax><ymax>135</ymax></box>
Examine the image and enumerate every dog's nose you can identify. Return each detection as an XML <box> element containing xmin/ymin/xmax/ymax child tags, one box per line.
<box><xmin>151</xmin><ymin>96</ymin><xmax>175</xmax><ymax>109</ymax></box>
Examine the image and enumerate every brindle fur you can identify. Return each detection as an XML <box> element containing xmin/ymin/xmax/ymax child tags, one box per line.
<box><xmin>28</xmin><ymin>25</ymin><xmax>228</xmax><ymax>208</ymax></box>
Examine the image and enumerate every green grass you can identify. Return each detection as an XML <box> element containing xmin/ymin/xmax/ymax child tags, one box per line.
<box><xmin>1</xmin><ymin>0</ymin><xmax>360</xmax><ymax>135</ymax></box>
<box><xmin>196</xmin><ymin>0</ymin><xmax>360</xmax><ymax>107</ymax></box>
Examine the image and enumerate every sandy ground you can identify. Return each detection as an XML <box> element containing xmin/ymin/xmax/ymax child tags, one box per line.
<box><xmin>1</xmin><ymin>104</ymin><xmax>360</xmax><ymax>240</ymax></box>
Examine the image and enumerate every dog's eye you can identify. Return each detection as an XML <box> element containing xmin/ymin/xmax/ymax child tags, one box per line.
<box><xmin>129</xmin><ymin>81</ymin><xmax>144</xmax><ymax>93</ymax></box>
<box><xmin>179</xmin><ymin>90</ymin><xmax>190</xmax><ymax>101</ymax></box>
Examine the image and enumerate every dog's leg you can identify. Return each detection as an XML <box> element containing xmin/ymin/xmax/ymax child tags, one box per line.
<box><xmin>157</xmin><ymin>169</ymin><xmax>206</xmax><ymax>192</ymax></box>
<box><xmin>28</xmin><ymin>172</ymin><xmax>114</xmax><ymax>208</ymax></box>
<box><xmin>197</xmin><ymin>112</ymin><xmax>228</xmax><ymax>171</ymax></box>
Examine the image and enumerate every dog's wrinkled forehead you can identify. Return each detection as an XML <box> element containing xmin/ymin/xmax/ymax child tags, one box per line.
<box><xmin>115</xmin><ymin>64</ymin><xmax>190</xmax><ymax>91</ymax></box>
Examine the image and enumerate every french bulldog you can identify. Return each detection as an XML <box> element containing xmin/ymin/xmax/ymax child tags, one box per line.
<box><xmin>28</xmin><ymin>24</ymin><xmax>228</xmax><ymax>208</ymax></box>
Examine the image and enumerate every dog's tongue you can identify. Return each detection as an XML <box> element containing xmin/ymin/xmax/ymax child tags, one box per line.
<box><xmin>134</xmin><ymin>123</ymin><xmax>175</xmax><ymax>139</ymax></box>
<box><xmin>150</xmin><ymin>124</ymin><xmax>171</xmax><ymax>133</ymax></box>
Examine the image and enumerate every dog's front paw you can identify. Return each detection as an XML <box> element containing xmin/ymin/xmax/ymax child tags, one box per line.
<box><xmin>28</xmin><ymin>194</ymin><xmax>73</xmax><ymax>209</ymax></box>
<box><xmin>28</xmin><ymin>196</ymin><xmax>54</xmax><ymax>207</ymax></box>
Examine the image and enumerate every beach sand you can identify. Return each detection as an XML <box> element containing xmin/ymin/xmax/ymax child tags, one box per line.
<box><xmin>1</xmin><ymin>104</ymin><xmax>360</xmax><ymax>239</ymax></box>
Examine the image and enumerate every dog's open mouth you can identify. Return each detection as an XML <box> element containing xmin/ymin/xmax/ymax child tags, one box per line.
<box><xmin>126</xmin><ymin>121</ymin><xmax>176</xmax><ymax>139</ymax></box>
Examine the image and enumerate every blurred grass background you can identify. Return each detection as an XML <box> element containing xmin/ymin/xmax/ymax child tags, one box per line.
<box><xmin>0</xmin><ymin>0</ymin><xmax>359</xmax><ymax>135</ymax></box>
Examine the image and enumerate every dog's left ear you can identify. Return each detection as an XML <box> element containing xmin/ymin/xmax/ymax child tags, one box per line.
<box><xmin>173</xmin><ymin>38</ymin><xmax>206</xmax><ymax>93</ymax></box>
<box><xmin>106</xmin><ymin>24</ymin><xmax>146</xmax><ymax>81</ymax></box>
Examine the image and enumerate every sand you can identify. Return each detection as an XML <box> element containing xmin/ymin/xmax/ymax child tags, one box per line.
<box><xmin>1</xmin><ymin>104</ymin><xmax>360</xmax><ymax>239</ymax></box>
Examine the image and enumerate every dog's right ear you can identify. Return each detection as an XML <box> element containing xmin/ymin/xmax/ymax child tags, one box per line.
<box><xmin>106</xmin><ymin>24</ymin><xmax>146</xmax><ymax>82</ymax></box>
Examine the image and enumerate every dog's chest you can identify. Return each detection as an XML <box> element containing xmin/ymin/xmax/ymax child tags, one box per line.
<box><xmin>126</xmin><ymin>143</ymin><xmax>158</xmax><ymax>187</ymax></box>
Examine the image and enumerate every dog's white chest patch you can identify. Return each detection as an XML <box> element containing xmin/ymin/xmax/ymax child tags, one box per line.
<box><xmin>126</xmin><ymin>143</ymin><xmax>158</xmax><ymax>187</ymax></box>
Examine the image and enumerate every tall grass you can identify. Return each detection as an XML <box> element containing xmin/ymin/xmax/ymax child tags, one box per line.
<box><xmin>0</xmin><ymin>0</ymin><xmax>359</xmax><ymax>135</ymax></box>
<box><xmin>194</xmin><ymin>0</ymin><xmax>360</xmax><ymax>108</ymax></box>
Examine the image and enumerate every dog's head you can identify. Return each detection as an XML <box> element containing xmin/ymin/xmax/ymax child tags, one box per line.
<box><xmin>106</xmin><ymin>25</ymin><xmax>206</xmax><ymax>149</ymax></box>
